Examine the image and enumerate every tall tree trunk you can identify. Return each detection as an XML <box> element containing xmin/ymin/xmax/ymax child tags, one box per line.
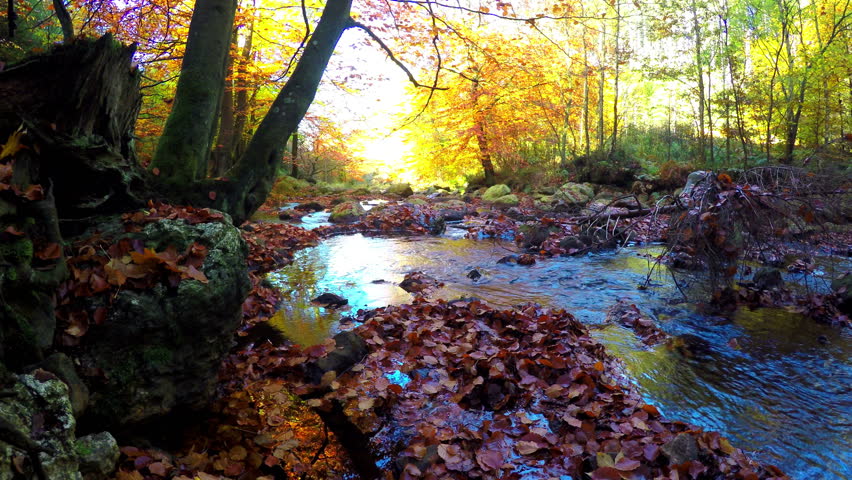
<box><xmin>583</xmin><ymin>38</ymin><xmax>591</xmax><ymax>157</ymax></box>
<box><xmin>707</xmin><ymin>55</ymin><xmax>714</xmax><ymax>166</ymax></box>
<box><xmin>765</xmin><ymin>1</ymin><xmax>790</xmax><ymax>162</ymax></box>
<box><xmin>724</xmin><ymin>67</ymin><xmax>731</xmax><ymax>166</ymax></box>
<box><xmin>597</xmin><ymin>19</ymin><xmax>606</xmax><ymax>153</ymax></box>
<box><xmin>219</xmin><ymin>0</ymin><xmax>353</xmax><ymax>221</ymax></box>
<box><xmin>6</xmin><ymin>0</ymin><xmax>17</xmax><ymax>39</ymax></box>
<box><xmin>150</xmin><ymin>0</ymin><xmax>238</xmax><ymax>185</ymax></box>
<box><xmin>211</xmin><ymin>31</ymin><xmax>238</xmax><ymax>177</ymax></box>
<box><xmin>290</xmin><ymin>130</ymin><xmax>299</xmax><ymax>177</ymax></box>
<box><xmin>609</xmin><ymin>0</ymin><xmax>621</xmax><ymax>161</ymax></box>
<box><xmin>782</xmin><ymin>77</ymin><xmax>807</xmax><ymax>162</ymax></box>
<box><xmin>822</xmin><ymin>83</ymin><xmax>830</xmax><ymax>144</ymax></box>
<box><xmin>52</xmin><ymin>0</ymin><xmax>74</xmax><ymax>43</ymax></box>
<box><xmin>691</xmin><ymin>0</ymin><xmax>706</xmax><ymax>165</ymax></box>
<box><xmin>722</xmin><ymin>7</ymin><xmax>749</xmax><ymax>166</ymax></box>
<box><xmin>232</xmin><ymin>3</ymin><xmax>255</xmax><ymax>160</ymax></box>
<box><xmin>475</xmin><ymin>124</ymin><xmax>496</xmax><ymax>185</ymax></box>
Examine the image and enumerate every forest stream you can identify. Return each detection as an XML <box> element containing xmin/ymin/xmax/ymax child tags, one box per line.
<box><xmin>262</xmin><ymin>209</ymin><xmax>851</xmax><ymax>480</ymax></box>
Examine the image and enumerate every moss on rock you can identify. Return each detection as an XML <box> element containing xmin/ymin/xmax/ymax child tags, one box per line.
<box><xmin>482</xmin><ymin>184</ymin><xmax>511</xmax><ymax>202</ymax></box>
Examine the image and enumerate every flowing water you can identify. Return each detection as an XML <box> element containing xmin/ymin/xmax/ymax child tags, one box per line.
<box><xmin>265</xmin><ymin>217</ymin><xmax>851</xmax><ymax>479</ymax></box>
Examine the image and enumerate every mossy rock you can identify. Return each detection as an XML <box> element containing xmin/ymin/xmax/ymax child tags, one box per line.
<box><xmin>482</xmin><ymin>184</ymin><xmax>511</xmax><ymax>202</ymax></box>
<box><xmin>386</xmin><ymin>183</ymin><xmax>414</xmax><ymax>197</ymax></box>
<box><xmin>76</xmin><ymin>432</ymin><xmax>119</xmax><ymax>480</ymax></box>
<box><xmin>492</xmin><ymin>194</ymin><xmax>519</xmax><ymax>206</ymax></box>
<box><xmin>554</xmin><ymin>183</ymin><xmax>595</xmax><ymax>205</ymax></box>
<box><xmin>0</xmin><ymin>374</ymin><xmax>82</xmax><ymax>479</ymax></box>
<box><xmin>329</xmin><ymin>201</ymin><xmax>366</xmax><ymax>223</ymax></box>
<box><xmin>76</xmin><ymin>215</ymin><xmax>250</xmax><ymax>429</ymax></box>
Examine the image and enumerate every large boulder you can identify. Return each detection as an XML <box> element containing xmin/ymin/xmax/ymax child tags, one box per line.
<box><xmin>554</xmin><ymin>182</ymin><xmax>595</xmax><ymax>205</ymax></box>
<box><xmin>75</xmin><ymin>216</ymin><xmax>249</xmax><ymax>429</ymax></box>
<box><xmin>76</xmin><ymin>432</ymin><xmax>120</xmax><ymax>480</ymax></box>
<box><xmin>433</xmin><ymin>200</ymin><xmax>475</xmax><ymax>222</ymax></box>
<box><xmin>0</xmin><ymin>372</ymin><xmax>118</xmax><ymax>479</ymax></box>
<box><xmin>0</xmin><ymin>373</ymin><xmax>79</xmax><ymax>479</ymax></box>
<box><xmin>492</xmin><ymin>194</ymin><xmax>519</xmax><ymax>206</ymax></box>
<box><xmin>385</xmin><ymin>183</ymin><xmax>414</xmax><ymax>197</ymax></box>
<box><xmin>329</xmin><ymin>200</ymin><xmax>366</xmax><ymax>223</ymax></box>
<box><xmin>481</xmin><ymin>184</ymin><xmax>511</xmax><ymax>202</ymax></box>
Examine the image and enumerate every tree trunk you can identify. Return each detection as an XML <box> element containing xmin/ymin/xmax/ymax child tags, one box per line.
<box><xmin>0</xmin><ymin>35</ymin><xmax>147</xmax><ymax>219</ymax></box>
<box><xmin>691</xmin><ymin>0</ymin><xmax>706</xmax><ymax>165</ymax></box>
<box><xmin>7</xmin><ymin>0</ymin><xmax>17</xmax><ymax>39</ymax></box>
<box><xmin>52</xmin><ymin>0</ymin><xmax>74</xmax><ymax>43</ymax></box>
<box><xmin>232</xmin><ymin>11</ymin><xmax>255</xmax><ymax>160</ymax></box>
<box><xmin>583</xmin><ymin>40</ymin><xmax>591</xmax><ymax>157</ymax></box>
<box><xmin>211</xmin><ymin>31</ymin><xmax>238</xmax><ymax>177</ymax></box>
<box><xmin>475</xmin><ymin>124</ymin><xmax>496</xmax><ymax>185</ymax></box>
<box><xmin>150</xmin><ymin>0</ymin><xmax>238</xmax><ymax>185</ymax></box>
<box><xmin>0</xmin><ymin>36</ymin><xmax>144</xmax><ymax>365</ymax></box>
<box><xmin>290</xmin><ymin>130</ymin><xmax>299</xmax><ymax>177</ymax></box>
<box><xmin>782</xmin><ymin>77</ymin><xmax>807</xmax><ymax>163</ymax></box>
<box><xmin>609</xmin><ymin>0</ymin><xmax>621</xmax><ymax>161</ymax></box>
<box><xmin>597</xmin><ymin>19</ymin><xmax>606</xmax><ymax>153</ymax></box>
<box><xmin>213</xmin><ymin>0</ymin><xmax>353</xmax><ymax>222</ymax></box>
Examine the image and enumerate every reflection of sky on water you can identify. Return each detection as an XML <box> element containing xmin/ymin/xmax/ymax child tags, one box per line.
<box><xmin>266</xmin><ymin>233</ymin><xmax>851</xmax><ymax>479</ymax></box>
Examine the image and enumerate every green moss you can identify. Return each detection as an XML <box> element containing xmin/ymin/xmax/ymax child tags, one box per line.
<box><xmin>0</xmin><ymin>238</ymin><xmax>33</xmax><ymax>264</ymax></box>
<box><xmin>74</xmin><ymin>441</ymin><xmax>93</xmax><ymax>457</ymax></box>
<box><xmin>142</xmin><ymin>346</ymin><xmax>173</xmax><ymax>368</ymax></box>
<box><xmin>105</xmin><ymin>359</ymin><xmax>136</xmax><ymax>387</ymax></box>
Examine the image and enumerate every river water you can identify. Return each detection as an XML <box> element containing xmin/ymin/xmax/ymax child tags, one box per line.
<box><xmin>265</xmin><ymin>216</ymin><xmax>851</xmax><ymax>479</ymax></box>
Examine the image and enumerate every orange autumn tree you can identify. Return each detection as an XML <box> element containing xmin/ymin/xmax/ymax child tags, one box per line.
<box><xmin>402</xmin><ymin>17</ymin><xmax>586</xmax><ymax>186</ymax></box>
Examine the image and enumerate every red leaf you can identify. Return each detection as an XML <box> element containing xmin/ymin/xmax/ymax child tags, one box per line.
<box><xmin>590</xmin><ymin>466</ymin><xmax>623</xmax><ymax>480</ymax></box>
<box><xmin>147</xmin><ymin>462</ymin><xmax>167</xmax><ymax>476</ymax></box>
<box><xmin>22</xmin><ymin>184</ymin><xmax>43</xmax><ymax>200</ymax></box>
<box><xmin>35</xmin><ymin>243</ymin><xmax>62</xmax><ymax>260</ymax></box>
<box><xmin>475</xmin><ymin>449</ymin><xmax>504</xmax><ymax>471</ymax></box>
<box><xmin>641</xmin><ymin>404</ymin><xmax>660</xmax><ymax>416</ymax></box>
<box><xmin>208</xmin><ymin>191</ymin><xmax>217</xmax><ymax>200</ymax></box>
<box><xmin>614</xmin><ymin>456</ymin><xmax>641</xmax><ymax>471</ymax></box>
<box><xmin>643</xmin><ymin>444</ymin><xmax>660</xmax><ymax>461</ymax></box>
<box><xmin>183</xmin><ymin>265</ymin><xmax>208</xmax><ymax>284</ymax></box>
<box><xmin>515</xmin><ymin>440</ymin><xmax>542</xmax><ymax>455</ymax></box>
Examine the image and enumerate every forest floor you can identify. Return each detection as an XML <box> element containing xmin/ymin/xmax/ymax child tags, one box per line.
<box><xmin>111</xmin><ymin>188</ymin><xmax>849</xmax><ymax>480</ymax></box>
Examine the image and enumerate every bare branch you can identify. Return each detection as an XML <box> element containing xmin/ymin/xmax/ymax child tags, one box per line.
<box><xmin>347</xmin><ymin>20</ymin><xmax>447</xmax><ymax>91</ymax></box>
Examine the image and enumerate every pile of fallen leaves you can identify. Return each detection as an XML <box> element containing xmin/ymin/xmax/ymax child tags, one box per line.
<box><xmin>111</xmin><ymin>374</ymin><xmax>351</xmax><ymax>479</ymax></box>
<box><xmin>122</xmin><ymin>201</ymin><xmax>227</xmax><ymax>227</ymax></box>
<box><xmin>241</xmin><ymin>222</ymin><xmax>319</xmax><ymax>273</ymax></box>
<box><xmin>299</xmin><ymin>299</ymin><xmax>787</xmax><ymax>479</ymax></box>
